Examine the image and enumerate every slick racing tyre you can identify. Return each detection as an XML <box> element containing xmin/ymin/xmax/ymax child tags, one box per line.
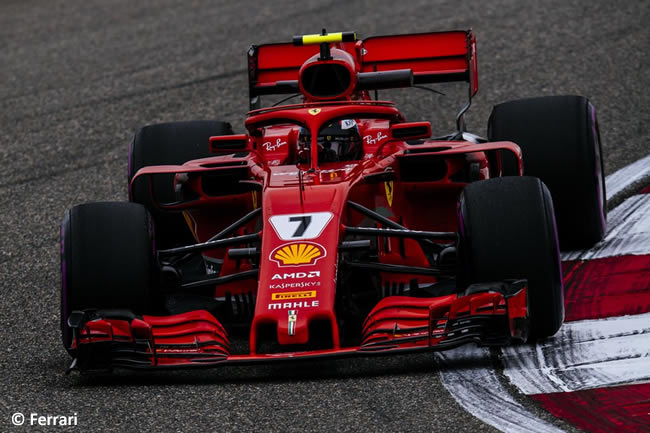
<box><xmin>128</xmin><ymin>120</ymin><xmax>233</xmax><ymax>247</ymax></box>
<box><xmin>488</xmin><ymin>95</ymin><xmax>606</xmax><ymax>249</ymax></box>
<box><xmin>60</xmin><ymin>202</ymin><xmax>155</xmax><ymax>354</ymax></box>
<box><xmin>457</xmin><ymin>176</ymin><xmax>564</xmax><ymax>339</ymax></box>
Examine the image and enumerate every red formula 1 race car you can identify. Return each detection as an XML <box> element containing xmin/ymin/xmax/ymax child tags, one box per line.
<box><xmin>60</xmin><ymin>30</ymin><xmax>606</xmax><ymax>372</ymax></box>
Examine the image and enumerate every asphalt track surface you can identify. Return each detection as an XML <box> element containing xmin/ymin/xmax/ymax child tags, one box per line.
<box><xmin>1</xmin><ymin>1</ymin><xmax>648</xmax><ymax>432</ymax></box>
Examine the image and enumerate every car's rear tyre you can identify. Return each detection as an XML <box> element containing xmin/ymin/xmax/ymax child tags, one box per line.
<box><xmin>128</xmin><ymin>120</ymin><xmax>233</xmax><ymax>247</ymax></box>
<box><xmin>457</xmin><ymin>177</ymin><xmax>564</xmax><ymax>339</ymax></box>
<box><xmin>60</xmin><ymin>202</ymin><xmax>155</xmax><ymax>354</ymax></box>
<box><xmin>488</xmin><ymin>95</ymin><xmax>606</xmax><ymax>249</ymax></box>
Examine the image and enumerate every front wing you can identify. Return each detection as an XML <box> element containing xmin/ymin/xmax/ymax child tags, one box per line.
<box><xmin>66</xmin><ymin>281</ymin><xmax>528</xmax><ymax>372</ymax></box>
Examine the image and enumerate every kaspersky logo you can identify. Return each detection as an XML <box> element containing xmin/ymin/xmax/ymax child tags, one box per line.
<box><xmin>269</xmin><ymin>242</ymin><xmax>326</xmax><ymax>267</ymax></box>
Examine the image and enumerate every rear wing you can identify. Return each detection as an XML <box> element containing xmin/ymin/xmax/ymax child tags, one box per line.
<box><xmin>247</xmin><ymin>30</ymin><xmax>478</xmax><ymax>110</ymax></box>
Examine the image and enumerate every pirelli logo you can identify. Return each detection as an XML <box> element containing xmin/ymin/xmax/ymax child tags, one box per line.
<box><xmin>271</xmin><ymin>290</ymin><xmax>316</xmax><ymax>300</ymax></box>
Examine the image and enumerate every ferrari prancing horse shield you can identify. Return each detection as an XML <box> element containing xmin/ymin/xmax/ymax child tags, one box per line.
<box><xmin>385</xmin><ymin>181</ymin><xmax>394</xmax><ymax>206</ymax></box>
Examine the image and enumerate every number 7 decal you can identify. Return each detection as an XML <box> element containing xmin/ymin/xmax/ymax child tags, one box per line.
<box><xmin>289</xmin><ymin>215</ymin><xmax>312</xmax><ymax>237</ymax></box>
<box><xmin>269</xmin><ymin>212</ymin><xmax>333</xmax><ymax>240</ymax></box>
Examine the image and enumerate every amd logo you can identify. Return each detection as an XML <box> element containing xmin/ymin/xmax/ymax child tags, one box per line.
<box><xmin>271</xmin><ymin>271</ymin><xmax>320</xmax><ymax>280</ymax></box>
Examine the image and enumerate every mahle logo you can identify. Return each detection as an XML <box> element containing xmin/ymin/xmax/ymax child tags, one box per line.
<box><xmin>270</xmin><ymin>242</ymin><xmax>326</xmax><ymax>267</ymax></box>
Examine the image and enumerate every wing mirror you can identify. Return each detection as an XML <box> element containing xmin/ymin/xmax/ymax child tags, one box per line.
<box><xmin>209</xmin><ymin>134</ymin><xmax>249</xmax><ymax>153</ymax></box>
<box><xmin>391</xmin><ymin>122</ymin><xmax>431</xmax><ymax>141</ymax></box>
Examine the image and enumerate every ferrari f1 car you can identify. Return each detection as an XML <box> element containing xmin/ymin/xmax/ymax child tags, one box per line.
<box><xmin>60</xmin><ymin>30</ymin><xmax>606</xmax><ymax>372</ymax></box>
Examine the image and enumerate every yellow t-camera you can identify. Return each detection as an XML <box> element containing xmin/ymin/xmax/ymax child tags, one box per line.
<box><xmin>293</xmin><ymin>31</ymin><xmax>356</xmax><ymax>46</ymax></box>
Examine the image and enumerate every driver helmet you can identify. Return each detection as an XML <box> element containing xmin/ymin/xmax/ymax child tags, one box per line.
<box><xmin>298</xmin><ymin>119</ymin><xmax>362</xmax><ymax>163</ymax></box>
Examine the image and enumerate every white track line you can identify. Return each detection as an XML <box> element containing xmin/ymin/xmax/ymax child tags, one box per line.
<box><xmin>605</xmin><ymin>153</ymin><xmax>650</xmax><ymax>202</ymax></box>
<box><xmin>436</xmin><ymin>347</ymin><xmax>564</xmax><ymax>433</ymax></box>
<box><xmin>501</xmin><ymin>313</ymin><xmax>650</xmax><ymax>395</ymax></box>
<box><xmin>562</xmin><ymin>194</ymin><xmax>650</xmax><ymax>261</ymax></box>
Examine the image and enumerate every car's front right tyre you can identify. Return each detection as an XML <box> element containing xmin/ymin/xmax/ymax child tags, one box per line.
<box><xmin>60</xmin><ymin>202</ymin><xmax>156</xmax><ymax>354</ymax></box>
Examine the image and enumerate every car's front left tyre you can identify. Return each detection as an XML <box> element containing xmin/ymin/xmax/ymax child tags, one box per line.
<box><xmin>457</xmin><ymin>176</ymin><xmax>564</xmax><ymax>339</ymax></box>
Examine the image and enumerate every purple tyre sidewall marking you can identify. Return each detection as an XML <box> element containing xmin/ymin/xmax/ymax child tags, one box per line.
<box><xmin>60</xmin><ymin>214</ymin><xmax>71</xmax><ymax>349</ymax></box>
<box><xmin>590</xmin><ymin>103</ymin><xmax>607</xmax><ymax>231</ymax></box>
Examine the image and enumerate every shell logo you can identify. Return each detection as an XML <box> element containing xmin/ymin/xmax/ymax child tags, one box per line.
<box><xmin>270</xmin><ymin>242</ymin><xmax>326</xmax><ymax>267</ymax></box>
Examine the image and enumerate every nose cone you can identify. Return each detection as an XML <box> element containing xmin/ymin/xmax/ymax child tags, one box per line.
<box><xmin>251</xmin><ymin>182</ymin><xmax>349</xmax><ymax>352</ymax></box>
